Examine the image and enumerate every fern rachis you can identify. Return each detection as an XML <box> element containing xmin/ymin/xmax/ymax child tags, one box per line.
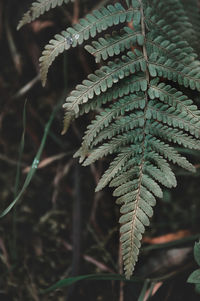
<box><xmin>18</xmin><ymin>0</ymin><xmax>200</xmax><ymax>279</ymax></box>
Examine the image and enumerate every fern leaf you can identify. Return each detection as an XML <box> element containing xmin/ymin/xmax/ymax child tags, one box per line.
<box><xmin>95</xmin><ymin>150</ymin><xmax>133</xmax><ymax>192</ymax></box>
<box><xmin>85</xmin><ymin>27</ymin><xmax>144</xmax><ymax>63</ymax></box>
<box><xmin>149</xmin><ymin>138</ymin><xmax>196</xmax><ymax>172</ymax></box>
<box><xmin>150</xmin><ymin>122</ymin><xmax>200</xmax><ymax>150</ymax></box>
<box><xmin>39</xmin><ymin>4</ymin><xmax>137</xmax><ymax>86</ymax></box>
<box><xmin>65</xmin><ymin>75</ymin><xmax>147</xmax><ymax>136</ymax></box>
<box><xmin>181</xmin><ymin>0</ymin><xmax>200</xmax><ymax>52</ymax></box>
<box><xmin>142</xmin><ymin>174</ymin><xmax>163</xmax><ymax>198</ymax></box>
<box><xmin>147</xmin><ymin>101</ymin><xmax>200</xmax><ymax>137</ymax></box>
<box><xmin>77</xmin><ymin>94</ymin><xmax>145</xmax><ymax>157</ymax></box>
<box><xmin>119</xmin><ymin>183</ymin><xmax>154</xmax><ymax>278</ymax></box>
<box><xmin>89</xmin><ymin>116</ymin><xmax>144</xmax><ymax>151</ymax></box>
<box><xmin>62</xmin><ymin>51</ymin><xmax>146</xmax><ymax>134</ymax></box>
<box><xmin>109</xmin><ymin>166</ymin><xmax>140</xmax><ymax>188</ymax></box>
<box><xmin>78</xmin><ymin>74</ymin><xmax>147</xmax><ymax>116</ymax></box>
<box><xmin>146</xmin><ymin>0</ymin><xmax>197</xmax><ymax>52</ymax></box>
<box><xmin>146</xmin><ymin>35</ymin><xmax>199</xmax><ymax>72</ymax></box>
<box><xmin>145</xmin><ymin>9</ymin><xmax>197</xmax><ymax>59</ymax></box>
<box><xmin>144</xmin><ymin>163</ymin><xmax>176</xmax><ymax>188</ymax></box>
<box><xmin>82</xmin><ymin>130</ymin><xmax>141</xmax><ymax>166</ymax></box>
<box><xmin>63</xmin><ymin>51</ymin><xmax>145</xmax><ymax>114</ymax></box>
<box><xmin>149</xmin><ymin>81</ymin><xmax>200</xmax><ymax>122</ymax></box>
<box><xmin>148</xmin><ymin>55</ymin><xmax>200</xmax><ymax>91</ymax></box>
<box><xmin>17</xmin><ymin>0</ymin><xmax>72</xmax><ymax>30</ymax></box>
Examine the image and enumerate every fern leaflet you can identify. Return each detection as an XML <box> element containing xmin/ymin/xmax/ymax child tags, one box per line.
<box><xmin>17</xmin><ymin>0</ymin><xmax>74</xmax><ymax>30</ymax></box>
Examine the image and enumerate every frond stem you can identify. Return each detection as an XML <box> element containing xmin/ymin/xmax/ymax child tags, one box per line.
<box><xmin>125</xmin><ymin>0</ymin><xmax>150</xmax><ymax>278</ymax></box>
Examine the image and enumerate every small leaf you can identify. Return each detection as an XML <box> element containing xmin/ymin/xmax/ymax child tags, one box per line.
<box><xmin>17</xmin><ymin>0</ymin><xmax>72</xmax><ymax>30</ymax></box>
<box><xmin>131</xmin><ymin>0</ymin><xmax>140</xmax><ymax>8</ymax></box>
<box><xmin>133</xmin><ymin>11</ymin><xmax>141</xmax><ymax>26</ymax></box>
<box><xmin>187</xmin><ymin>269</ymin><xmax>200</xmax><ymax>284</ymax></box>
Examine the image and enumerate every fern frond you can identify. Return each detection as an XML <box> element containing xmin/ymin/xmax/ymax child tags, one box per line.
<box><xmin>78</xmin><ymin>74</ymin><xmax>147</xmax><ymax>115</ymax></box>
<box><xmin>62</xmin><ymin>51</ymin><xmax>146</xmax><ymax>134</ymax></box>
<box><xmin>147</xmin><ymin>100</ymin><xmax>200</xmax><ymax>137</ymax></box>
<box><xmin>145</xmin><ymin>9</ymin><xmax>197</xmax><ymax>58</ymax></box>
<box><xmin>82</xmin><ymin>129</ymin><xmax>142</xmax><ymax>166</ymax></box>
<box><xmin>147</xmin><ymin>0</ymin><xmax>197</xmax><ymax>51</ymax></box>
<box><xmin>148</xmin><ymin>55</ymin><xmax>200</xmax><ymax>91</ymax></box>
<box><xmin>95</xmin><ymin>150</ymin><xmax>133</xmax><ymax>192</ymax></box>
<box><xmin>17</xmin><ymin>0</ymin><xmax>73</xmax><ymax>30</ymax></box>
<box><xmin>67</xmin><ymin>0</ymin><xmax>200</xmax><ymax>278</ymax></box>
<box><xmin>64</xmin><ymin>0</ymin><xmax>200</xmax><ymax>279</ymax></box>
<box><xmin>149</xmin><ymin>81</ymin><xmax>200</xmax><ymax>122</ymax></box>
<box><xmin>146</xmin><ymin>34</ymin><xmax>198</xmax><ymax>71</ymax></box>
<box><xmin>150</xmin><ymin>122</ymin><xmax>200</xmax><ymax>150</ymax></box>
<box><xmin>90</xmin><ymin>114</ymin><xmax>144</xmax><ymax>147</ymax></box>
<box><xmin>149</xmin><ymin>137</ymin><xmax>195</xmax><ymax>172</ymax></box>
<box><xmin>85</xmin><ymin>27</ymin><xmax>144</xmax><ymax>63</ymax></box>
<box><xmin>39</xmin><ymin>3</ymin><xmax>138</xmax><ymax>86</ymax></box>
<box><xmin>76</xmin><ymin>94</ymin><xmax>145</xmax><ymax>159</ymax></box>
<box><xmin>64</xmin><ymin>51</ymin><xmax>145</xmax><ymax>113</ymax></box>
<box><xmin>144</xmin><ymin>163</ymin><xmax>176</xmax><ymax>188</ymax></box>
<box><xmin>20</xmin><ymin>0</ymin><xmax>200</xmax><ymax>280</ymax></box>
<box><xmin>63</xmin><ymin>75</ymin><xmax>147</xmax><ymax>135</ymax></box>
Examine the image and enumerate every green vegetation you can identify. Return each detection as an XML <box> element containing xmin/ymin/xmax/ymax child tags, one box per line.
<box><xmin>18</xmin><ymin>0</ymin><xmax>200</xmax><ymax>279</ymax></box>
<box><xmin>0</xmin><ymin>0</ymin><xmax>200</xmax><ymax>299</ymax></box>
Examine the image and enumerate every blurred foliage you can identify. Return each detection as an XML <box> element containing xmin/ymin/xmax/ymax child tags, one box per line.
<box><xmin>188</xmin><ymin>241</ymin><xmax>200</xmax><ymax>294</ymax></box>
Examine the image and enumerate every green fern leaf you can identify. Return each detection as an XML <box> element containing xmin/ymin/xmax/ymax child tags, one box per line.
<box><xmin>39</xmin><ymin>3</ymin><xmax>137</xmax><ymax>86</ymax></box>
<box><xmin>148</xmin><ymin>55</ymin><xmax>200</xmax><ymax>91</ymax></box>
<box><xmin>181</xmin><ymin>0</ymin><xmax>200</xmax><ymax>52</ymax></box>
<box><xmin>19</xmin><ymin>0</ymin><xmax>200</xmax><ymax>280</ymax></box>
<box><xmin>149</xmin><ymin>137</ymin><xmax>196</xmax><ymax>172</ymax></box>
<box><xmin>78</xmin><ymin>74</ymin><xmax>147</xmax><ymax>116</ymax></box>
<box><xmin>76</xmin><ymin>94</ymin><xmax>145</xmax><ymax>160</ymax></box>
<box><xmin>17</xmin><ymin>0</ymin><xmax>73</xmax><ymax>30</ymax></box>
<box><xmin>62</xmin><ymin>51</ymin><xmax>146</xmax><ymax>134</ymax></box>
<box><xmin>85</xmin><ymin>27</ymin><xmax>144</xmax><ymax>63</ymax></box>
<box><xmin>64</xmin><ymin>0</ymin><xmax>200</xmax><ymax>279</ymax></box>
<box><xmin>95</xmin><ymin>150</ymin><xmax>133</xmax><ymax>192</ymax></box>
<box><xmin>150</xmin><ymin>122</ymin><xmax>200</xmax><ymax>150</ymax></box>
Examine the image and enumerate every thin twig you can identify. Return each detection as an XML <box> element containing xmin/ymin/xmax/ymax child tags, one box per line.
<box><xmin>62</xmin><ymin>240</ymin><xmax>115</xmax><ymax>273</ymax></box>
<box><xmin>24</xmin><ymin>264</ymin><xmax>40</xmax><ymax>301</ymax></box>
<box><xmin>13</xmin><ymin>75</ymin><xmax>41</xmax><ymax>100</ymax></box>
<box><xmin>0</xmin><ymin>237</ymin><xmax>11</xmax><ymax>270</ymax></box>
<box><xmin>5</xmin><ymin>3</ymin><xmax>22</xmax><ymax>74</ymax></box>
<box><xmin>23</xmin><ymin>152</ymin><xmax>69</xmax><ymax>173</ymax></box>
<box><xmin>52</xmin><ymin>159</ymin><xmax>74</xmax><ymax>205</ymax></box>
<box><xmin>72</xmin><ymin>0</ymin><xmax>79</xmax><ymax>24</ymax></box>
<box><xmin>0</xmin><ymin>153</ymin><xmax>26</xmax><ymax>167</ymax></box>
